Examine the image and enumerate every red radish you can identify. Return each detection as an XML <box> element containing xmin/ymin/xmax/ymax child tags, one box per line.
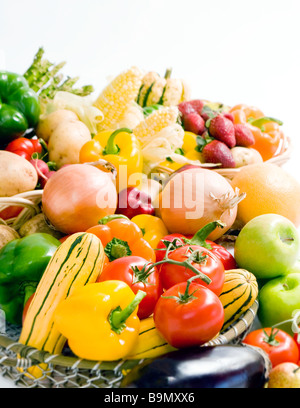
<box><xmin>202</xmin><ymin>140</ymin><xmax>236</xmax><ymax>168</ymax></box>
<box><xmin>116</xmin><ymin>187</ymin><xmax>155</xmax><ymax>219</ymax></box>
<box><xmin>30</xmin><ymin>159</ymin><xmax>52</xmax><ymax>188</ymax></box>
<box><xmin>183</xmin><ymin>112</ymin><xmax>205</xmax><ymax>135</ymax></box>
<box><xmin>40</xmin><ymin>170</ymin><xmax>56</xmax><ymax>188</ymax></box>
<box><xmin>30</xmin><ymin>159</ymin><xmax>49</xmax><ymax>178</ymax></box>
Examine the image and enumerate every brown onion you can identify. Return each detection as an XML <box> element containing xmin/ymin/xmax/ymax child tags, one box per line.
<box><xmin>42</xmin><ymin>164</ymin><xmax>117</xmax><ymax>234</ymax></box>
<box><xmin>159</xmin><ymin>167</ymin><xmax>245</xmax><ymax>240</ymax></box>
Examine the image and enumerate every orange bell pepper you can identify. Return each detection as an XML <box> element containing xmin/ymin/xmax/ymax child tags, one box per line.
<box><xmin>230</xmin><ymin>104</ymin><xmax>284</xmax><ymax>161</ymax></box>
<box><xmin>86</xmin><ymin>215</ymin><xmax>156</xmax><ymax>266</ymax></box>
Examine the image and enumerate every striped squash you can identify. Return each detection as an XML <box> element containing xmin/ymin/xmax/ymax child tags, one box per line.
<box><xmin>219</xmin><ymin>269</ymin><xmax>258</xmax><ymax>331</ymax></box>
<box><xmin>127</xmin><ymin>316</ymin><xmax>176</xmax><ymax>360</ymax></box>
<box><xmin>19</xmin><ymin>232</ymin><xmax>104</xmax><ymax>377</ymax></box>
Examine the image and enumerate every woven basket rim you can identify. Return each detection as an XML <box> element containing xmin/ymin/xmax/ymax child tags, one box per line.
<box><xmin>0</xmin><ymin>300</ymin><xmax>258</xmax><ymax>373</ymax></box>
<box><xmin>150</xmin><ymin>134</ymin><xmax>292</xmax><ymax>179</ymax></box>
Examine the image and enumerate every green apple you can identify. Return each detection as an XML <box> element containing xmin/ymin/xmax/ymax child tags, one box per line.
<box><xmin>234</xmin><ymin>214</ymin><xmax>300</xmax><ymax>280</ymax></box>
<box><xmin>268</xmin><ymin>363</ymin><xmax>300</xmax><ymax>388</ymax></box>
<box><xmin>258</xmin><ymin>272</ymin><xmax>300</xmax><ymax>335</ymax></box>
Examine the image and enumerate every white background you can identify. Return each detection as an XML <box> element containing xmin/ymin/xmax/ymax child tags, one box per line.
<box><xmin>0</xmin><ymin>0</ymin><xmax>300</xmax><ymax>388</ymax></box>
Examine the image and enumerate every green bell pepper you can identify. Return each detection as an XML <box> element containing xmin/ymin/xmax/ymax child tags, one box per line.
<box><xmin>0</xmin><ymin>233</ymin><xmax>60</xmax><ymax>325</ymax></box>
<box><xmin>0</xmin><ymin>71</ymin><xmax>40</xmax><ymax>146</ymax></box>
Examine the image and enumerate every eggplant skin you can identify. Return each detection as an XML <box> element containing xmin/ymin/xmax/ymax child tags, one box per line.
<box><xmin>121</xmin><ymin>345</ymin><xmax>270</xmax><ymax>389</ymax></box>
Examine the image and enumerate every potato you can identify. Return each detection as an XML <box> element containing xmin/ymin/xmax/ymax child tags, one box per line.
<box><xmin>19</xmin><ymin>213</ymin><xmax>63</xmax><ymax>239</ymax></box>
<box><xmin>0</xmin><ymin>151</ymin><xmax>38</xmax><ymax>197</ymax></box>
<box><xmin>36</xmin><ymin>109</ymin><xmax>79</xmax><ymax>142</ymax></box>
<box><xmin>231</xmin><ymin>147</ymin><xmax>263</xmax><ymax>168</ymax></box>
<box><xmin>48</xmin><ymin>120</ymin><xmax>91</xmax><ymax>168</ymax></box>
<box><xmin>0</xmin><ymin>225</ymin><xmax>20</xmax><ymax>249</ymax></box>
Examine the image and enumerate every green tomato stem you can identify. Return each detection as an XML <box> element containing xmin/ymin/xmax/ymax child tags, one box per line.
<box><xmin>98</xmin><ymin>214</ymin><xmax>129</xmax><ymax>225</ymax></box>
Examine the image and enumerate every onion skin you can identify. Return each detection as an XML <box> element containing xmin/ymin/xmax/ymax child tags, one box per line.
<box><xmin>159</xmin><ymin>167</ymin><xmax>239</xmax><ymax>240</ymax></box>
<box><xmin>42</xmin><ymin>164</ymin><xmax>117</xmax><ymax>234</ymax></box>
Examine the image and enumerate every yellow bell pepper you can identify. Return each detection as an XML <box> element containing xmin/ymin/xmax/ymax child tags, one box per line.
<box><xmin>131</xmin><ymin>214</ymin><xmax>168</xmax><ymax>249</ymax></box>
<box><xmin>159</xmin><ymin>131</ymin><xmax>203</xmax><ymax>170</ymax></box>
<box><xmin>181</xmin><ymin>131</ymin><xmax>204</xmax><ymax>161</ymax></box>
<box><xmin>53</xmin><ymin>280</ymin><xmax>146</xmax><ymax>361</ymax></box>
<box><xmin>79</xmin><ymin>127</ymin><xmax>143</xmax><ymax>191</ymax></box>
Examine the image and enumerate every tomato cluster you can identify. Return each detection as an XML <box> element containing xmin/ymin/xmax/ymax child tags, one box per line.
<box><xmin>22</xmin><ymin>219</ymin><xmax>234</xmax><ymax>349</ymax></box>
<box><xmin>94</xmin><ymin>219</ymin><xmax>231</xmax><ymax>348</ymax></box>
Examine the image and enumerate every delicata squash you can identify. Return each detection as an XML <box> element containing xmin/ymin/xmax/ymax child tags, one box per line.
<box><xmin>18</xmin><ymin>232</ymin><xmax>105</xmax><ymax>378</ymax></box>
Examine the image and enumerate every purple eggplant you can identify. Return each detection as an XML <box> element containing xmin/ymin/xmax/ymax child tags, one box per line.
<box><xmin>121</xmin><ymin>344</ymin><xmax>271</xmax><ymax>389</ymax></box>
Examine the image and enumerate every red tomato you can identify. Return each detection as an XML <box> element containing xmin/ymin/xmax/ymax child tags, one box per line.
<box><xmin>243</xmin><ymin>328</ymin><xmax>299</xmax><ymax>367</ymax></box>
<box><xmin>30</xmin><ymin>138</ymin><xmax>43</xmax><ymax>154</ymax></box>
<box><xmin>293</xmin><ymin>332</ymin><xmax>300</xmax><ymax>356</ymax></box>
<box><xmin>155</xmin><ymin>233</ymin><xmax>187</xmax><ymax>262</ymax></box>
<box><xmin>156</xmin><ymin>232</ymin><xmax>236</xmax><ymax>270</ymax></box>
<box><xmin>5</xmin><ymin>137</ymin><xmax>42</xmax><ymax>161</ymax></box>
<box><xmin>206</xmin><ymin>240</ymin><xmax>237</xmax><ymax>270</ymax></box>
<box><xmin>153</xmin><ymin>280</ymin><xmax>224</xmax><ymax>348</ymax></box>
<box><xmin>159</xmin><ymin>244</ymin><xmax>225</xmax><ymax>296</ymax></box>
<box><xmin>0</xmin><ymin>205</ymin><xmax>23</xmax><ymax>220</ymax></box>
<box><xmin>97</xmin><ymin>255</ymin><xmax>163</xmax><ymax>319</ymax></box>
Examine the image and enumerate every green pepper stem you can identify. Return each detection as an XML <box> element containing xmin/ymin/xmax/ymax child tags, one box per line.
<box><xmin>109</xmin><ymin>290</ymin><xmax>146</xmax><ymax>334</ymax></box>
<box><xmin>23</xmin><ymin>283</ymin><xmax>36</xmax><ymax>307</ymax></box>
<box><xmin>187</xmin><ymin>221</ymin><xmax>225</xmax><ymax>248</ymax></box>
<box><xmin>103</xmin><ymin>128</ymin><xmax>133</xmax><ymax>155</ymax></box>
<box><xmin>104</xmin><ymin>237</ymin><xmax>132</xmax><ymax>261</ymax></box>
<box><xmin>247</xmin><ymin>116</ymin><xmax>283</xmax><ymax>129</ymax></box>
<box><xmin>98</xmin><ymin>214</ymin><xmax>129</xmax><ymax>225</ymax></box>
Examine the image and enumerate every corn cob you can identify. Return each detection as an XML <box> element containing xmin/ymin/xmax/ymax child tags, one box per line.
<box><xmin>162</xmin><ymin>77</ymin><xmax>184</xmax><ymax>106</ymax></box>
<box><xmin>94</xmin><ymin>66</ymin><xmax>143</xmax><ymax>130</ymax></box>
<box><xmin>133</xmin><ymin>106</ymin><xmax>180</xmax><ymax>147</ymax></box>
<box><xmin>137</xmin><ymin>71</ymin><xmax>166</xmax><ymax>107</ymax></box>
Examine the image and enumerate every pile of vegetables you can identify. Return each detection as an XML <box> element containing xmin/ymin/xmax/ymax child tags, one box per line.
<box><xmin>1</xmin><ymin>49</ymin><xmax>300</xmax><ymax>389</ymax></box>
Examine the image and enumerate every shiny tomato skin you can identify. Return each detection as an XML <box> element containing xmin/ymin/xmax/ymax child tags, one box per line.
<box><xmin>97</xmin><ymin>255</ymin><xmax>163</xmax><ymax>319</ymax></box>
<box><xmin>153</xmin><ymin>281</ymin><xmax>224</xmax><ymax>348</ymax></box>
<box><xmin>155</xmin><ymin>233</ymin><xmax>187</xmax><ymax>262</ymax></box>
<box><xmin>243</xmin><ymin>328</ymin><xmax>299</xmax><ymax>367</ymax></box>
<box><xmin>160</xmin><ymin>245</ymin><xmax>225</xmax><ymax>296</ymax></box>
<box><xmin>30</xmin><ymin>138</ymin><xmax>43</xmax><ymax>154</ymax></box>
<box><xmin>0</xmin><ymin>205</ymin><xmax>23</xmax><ymax>220</ymax></box>
<box><xmin>207</xmin><ymin>240</ymin><xmax>238</xmax><ymax>270</ymax></box>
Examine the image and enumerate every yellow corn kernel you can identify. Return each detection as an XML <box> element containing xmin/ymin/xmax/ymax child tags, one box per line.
<box><xmin>133</xmin><ymin>106</ymin><xmax>179</xmax><ymax>144</ymax></box>
<box><xmin>94</xmin><ymin>66</ymin><xmax>143</xmax><ymax>130</ymax></box>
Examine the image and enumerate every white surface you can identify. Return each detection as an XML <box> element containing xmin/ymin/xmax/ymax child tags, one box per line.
<box><xmin>0</xmin><ymin>0</ymin><xmax>300</xmax><ymax>388</ymax></box>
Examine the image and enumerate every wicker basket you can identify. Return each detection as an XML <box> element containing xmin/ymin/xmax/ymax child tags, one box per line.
<box><xmin>1</xmin><ymin>138</ymin><xmax>278</xmax><ymax>389</ymax></box>
<box><xmin>151</xmin><ymin>134</ymin><xmax>292</xmax><ymax>180</ymax></box>
<box><xmin>0</xmin><ymin>190</ymin><xmax>43</xmax><ymax>230</ymax></box>
<box><xmin>0</xmin><ymin>189</ymin><xmax>260</xmax><ymax>388</ymax></box>
<box><xmin>0</xmin><ymin>301</ymin><xmax>259</xmax><ymax>388</ymax></box>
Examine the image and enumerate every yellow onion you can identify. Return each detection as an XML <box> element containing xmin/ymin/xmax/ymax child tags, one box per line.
<box><xmin>42</xmin><ymin>164</ymin><xmax>117</xmax><ymax>234</ymax></box>
<box><xmin>159</xmin><ymin>167</ymin><xmax>246</xmax><ymax>240</ymax></box>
